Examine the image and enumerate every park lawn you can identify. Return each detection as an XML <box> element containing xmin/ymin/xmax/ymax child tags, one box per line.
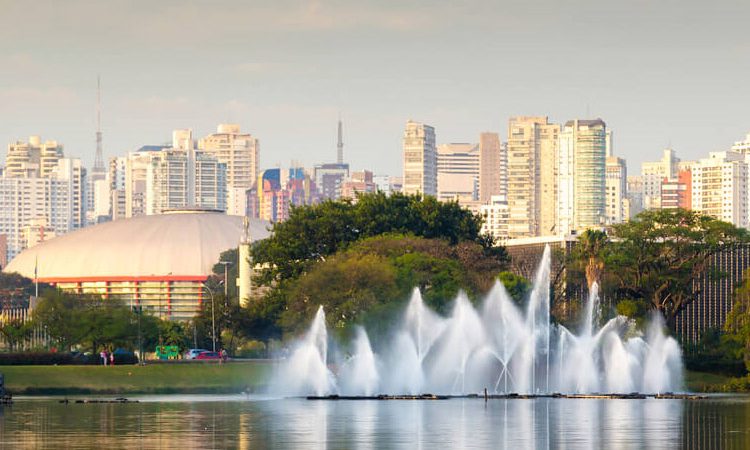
<box><xmin>0</xmin><ymin>361</ymin><xmax>276</xmax><ymax>395</ymax></box>
<box><xmin>684</xmin><ymin>370</ymin><xmax>733</xmax><ymax>392</ymax></box>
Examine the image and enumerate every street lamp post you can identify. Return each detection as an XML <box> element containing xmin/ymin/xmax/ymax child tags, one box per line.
<box><xmin>218</xmin><ymin>261</ymin><xmax>231</xmax><ymax>298</ymax></box>
<box><xmin>202</xmin><ymin>284</ymin><xmax>216</xmax><ymax>352</ymax></box>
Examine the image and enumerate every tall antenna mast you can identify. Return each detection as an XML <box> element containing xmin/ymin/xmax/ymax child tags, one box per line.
<box><xmin>336</xmin><ymin>116</ymin><xmax>344</xmax><ymax>164</ymax></box>
<box><xmin>93</xmin><ymin>75</ymin><xmax>104</xmax><ymax>173</ymax></box>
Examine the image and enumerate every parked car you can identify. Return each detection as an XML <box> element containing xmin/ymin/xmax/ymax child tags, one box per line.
<box><xmin>195</xmin><ymin>351</ymin><xmax>221</xmax><ymax>360</ymax></box>
<box><xmin>184</xmin><ymin>349</ymin><xmax>210</xmax><ymax>360</ymax></box>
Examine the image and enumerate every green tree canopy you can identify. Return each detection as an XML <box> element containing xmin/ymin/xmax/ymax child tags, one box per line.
<box><xmin>607</xmin><ymin>208</ymin><xmax>750</xmax><ymax>328</ymax></box>
<box><xmin>251</xmin><ymin>192</ymin><xmax>490</xmax><ymax>287</ymax></box>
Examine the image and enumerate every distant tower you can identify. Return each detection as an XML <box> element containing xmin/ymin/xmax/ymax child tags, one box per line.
<box><xmin>336</xmin><ymin>118</ymin><xmax>344</xmax><ymax>164</ymax></box>
<box><xmin>92</xmin><ymin>76</ymin><xmax>105</xmax><ymax>179</ymax></box>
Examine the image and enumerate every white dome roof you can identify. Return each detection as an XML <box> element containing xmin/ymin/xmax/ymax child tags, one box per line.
<box><xmin>4</xmin><ymin>212</ymin><xmax>271</xmax><ymax>280</ymax></box>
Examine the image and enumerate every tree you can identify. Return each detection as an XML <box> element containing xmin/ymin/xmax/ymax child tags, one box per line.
<box><xmin>576</xmin><ymin>229</ymin><xmax>608</xmax><ymax>290</ymax></box>
<box><xmin>497</xmin><ymin>271</ymin><xmax>531</xmax><ymax>304</ymax></box>
<box><xmin>607</xmin><ymin>208</ymin><xmax>749</xmax><ymax>328</ymax></box>
<box><xmin>32</xmin><ymin>290</ymin><xmax>89</xmax><ymax>351</ymax></box>
<box><xmin>251</xmin><ymin>192</ymin><xmax>488</xmax><ymax>288</ymax></box>
<box><xmin>0</xmin><ymin>318</ymin><xmax>32</xmax><ymax>351</ymax></box>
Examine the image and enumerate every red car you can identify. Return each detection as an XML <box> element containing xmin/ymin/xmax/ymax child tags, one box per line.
<box><xmin>195</xmin><ymin>351</ymin><xmax>221</xmax><ymax>360</ymax></box>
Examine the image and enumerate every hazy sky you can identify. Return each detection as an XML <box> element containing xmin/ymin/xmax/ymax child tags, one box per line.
<box><xmin>0</xmin><ymin>0</ymin><xmax>748</xmax><ymax>176</ymax></box>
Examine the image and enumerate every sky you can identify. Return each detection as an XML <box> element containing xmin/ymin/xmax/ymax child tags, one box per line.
<box><xmin>0</xmin><ymin>0</ymin><xmax>748</xmax><ymax>176</ymax></box>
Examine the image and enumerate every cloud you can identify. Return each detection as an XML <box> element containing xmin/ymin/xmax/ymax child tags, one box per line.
<box><xmin>0</xmin><ymin>87</ymin><xmax>80</xmax><ymax>111</ymax></box>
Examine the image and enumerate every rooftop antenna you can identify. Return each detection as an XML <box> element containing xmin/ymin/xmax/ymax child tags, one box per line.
<box><xmin>93</xmin><ymin>75</ymin><xmax>105</xmax><ymax>174</ymax></box>
<box><xmin>337</xmin><ymin>114</ymin><xmax>344</xmax><ymax>164</ymax></box>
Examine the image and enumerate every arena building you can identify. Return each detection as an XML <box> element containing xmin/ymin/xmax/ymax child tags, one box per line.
<box><xmin>3</xmin><ymin>210</ymin><xmax>270</xmax><ymax>321</ymax></box>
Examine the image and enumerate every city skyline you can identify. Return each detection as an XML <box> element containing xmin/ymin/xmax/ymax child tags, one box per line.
<box><xmin>1</xmin><ymin>0</ymin><xmax>749</xmax><ymax>176</ymax></box>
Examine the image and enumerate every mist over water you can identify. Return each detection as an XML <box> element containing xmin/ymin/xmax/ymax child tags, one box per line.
<box><xmin>273</xmin><ymin>246</ymin><xmax>683</xmax><ymax>396</ymax></box>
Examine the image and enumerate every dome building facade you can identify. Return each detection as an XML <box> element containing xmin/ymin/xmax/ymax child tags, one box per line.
<box><xmin>4</xmin><ymin>210</ymin><xmax>270</xmax><ymax>321</ymax></box>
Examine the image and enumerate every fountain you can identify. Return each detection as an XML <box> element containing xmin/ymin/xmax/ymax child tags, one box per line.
<box><xmin>275</xmin><ymin>245</ymin><xmax>684</xmax><ymax>396</ymax></box>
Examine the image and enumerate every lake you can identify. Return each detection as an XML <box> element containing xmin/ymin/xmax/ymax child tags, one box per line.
<box><xmin>1</xmin><ymin>395</ymin><xmax>749</xmax><ymax>449</ymax></box>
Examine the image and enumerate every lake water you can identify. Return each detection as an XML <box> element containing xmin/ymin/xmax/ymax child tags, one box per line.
<box><xmin>1</xmin><ymin>395</ymin><xmax>749</xmax><ymax>449</ymax></box>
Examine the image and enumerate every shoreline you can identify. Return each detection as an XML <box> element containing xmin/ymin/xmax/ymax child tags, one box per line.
<box><xmin>0</xmin><ymin>364</ymin><xmax>740</xmax><ymax>395</ymax></box>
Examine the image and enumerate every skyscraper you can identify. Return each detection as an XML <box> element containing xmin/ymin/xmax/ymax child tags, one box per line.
<box><xmin>605</xmin><ymin>156</ymin><xmax>627</xmax><ymax>224</ymax></box>
<box><xmin>506</xmin><ymin>116</ymin><xmax>559</xmax><ymax>238</ymax></box>
<box><xmin>402</xmin><ymin>120</ymin><xmax>437</xmax><ymax>196</ymax></box>
<box><xmin>198</xmin><ymin>124</ymin><xmax>260</xmax><ymax>216</ymax></box>
<box><xmin>5</xmin><ymin>136</ymin><xmax>63</xmax><ymax>178</ymax></box>
<box><xmin>479</xmin><ymin>132</ymin><xmax>504</xmax><ymax>204</ymax></box>
<box><xmin>558</xmin><ymin>119</ymin><xmax>607</xmax><ymax>234</ymax></box>
<box><xmin>437</xmin><ymin>143</ymin><xmax>479</xmax><ymax>205</ymax></box>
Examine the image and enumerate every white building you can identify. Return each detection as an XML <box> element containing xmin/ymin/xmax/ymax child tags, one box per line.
<box><xmin>731</xmin><ymin>132</ymin><xmax>750</xmax><ymax>154</ymax></box>
<box><xmin>690</xmin><ymin>151</ymin><xmax>749</xmax><ymax>228</ymax></box>
<box><xmin>146</xmin><ymin>150</ymin><xmax>226</xmax><ymax>215</ymax></box>
<box><xmin>198</xmin><ymin>124</ymin><xmax>260</xmax><ymax>216</ymax></box>
<box><xmin>437</xmin><ymin>143</ymin><xmax>479</xmax><ymax>205</ymax></box>
<box><xmin>5</xmin><ymin>136</ymin><xmax>63</xmax><ymax>178</ymax></box>
<box><xmin>479</xmin><ymin>195</ymin><xmax>509</xmax><ymax>242</ymax></box>
<box><xmin>402</xmin><ymin>120</ymin><xmax>437</xmax><ymax>196</ymax></box>
<box><xmin>641</xmin><ymin>148</ymin><xmax>679</xmax><ymax>210</ymax></box>
<box><xmin>605</xmin><ymin>156</ymin><xmax>628</xmax><ymax>224</ymax></box>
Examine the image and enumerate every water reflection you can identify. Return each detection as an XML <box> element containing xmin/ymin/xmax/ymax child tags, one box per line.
<box><xmin>0</xmin><ymin>396</ymin><xmax>749</xmax><ymax>449</ymax></box>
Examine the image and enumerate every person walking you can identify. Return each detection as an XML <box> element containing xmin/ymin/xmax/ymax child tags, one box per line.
<box><xmin>100</xmin><ymin>350</ymin><xmax>108</xmax><ymax>366</ymax></box>
<box><xmin>109</xmin><ymin>351</ymin><xmax>115</xmax><ymax>367</ymax></box>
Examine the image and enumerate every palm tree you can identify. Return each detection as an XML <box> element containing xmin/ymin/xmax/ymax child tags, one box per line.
<box><xmin>578</xmin><ymin>229</ymin><xmax>608</xmax><ymax>290</ymax></box>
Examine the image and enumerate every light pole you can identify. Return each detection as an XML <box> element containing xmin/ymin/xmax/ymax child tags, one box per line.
<box><xmin>202</xmin><ymin>284</ymin><xmax>216</xmax><ymax>352</ymax></box>
<box><xmin>218</xmin><ymin>261</ymin><xmax>231</xmax><ymax>298</ymax></box>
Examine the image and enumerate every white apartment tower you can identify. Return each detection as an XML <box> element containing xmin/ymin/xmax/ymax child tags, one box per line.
<box><xmin>605</xmin><ymin>156</ymin><xmax>628</xmax><ymax>224</ymax></box>
<box><xmin>402</xmin><ymin>120</ymin><xmax>437</xmax><ymax>196</ymax></box>
<box><xmin>198</xmin><ymin>124</ymin><xmax>260</xmax><ymax>216</ymax></box>
<box><xmin>691</xmin><ymin>151</ymin><xmax>748</xmax><ymax>228</ymax></box>
<box><xmin>5</xmin><ymin>136</ymin><xmax>63</xmax><ymax>178</ymax></box>
<box><xmin>506</xmin><ymin>116</ymin><xmax>560</xmax><ymax>238</ymax></box>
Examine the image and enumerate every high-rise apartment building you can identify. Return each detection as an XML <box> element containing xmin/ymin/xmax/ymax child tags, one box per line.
<box><xmin>690</xmin><ymin>151</ymin><xmax>748</xmax><ymax>228</ymax></box>
<box><xmin>313</xmin><ymin>163</ymin><xmax>349</xmax><ymax>200</ymax></box>
<box><xmin>731</xmin><ymin>132</ymin><xmax>750</xmax><ymax>154</ymax></box>
<box><xmin>506</xmin><ymin>116</ymin><xmax>559</xmax><ymax>238</ymax></box>
<box><xmin>198</xmin><ymin>124</ymin><xmax>260</xmax><ymax>216</ymax></box>
<box><xmin>341</xmin><ymin>170</ymin><xmax>377</xmax><ymax>200</ymax></box>
<box><xmin>605</xmin><ymin>156</ymin><xmax>627</xmax><ymax>224</ymax></box>
<box><xmin>558</xmin><ymin>119</ymin><xmax>607</xmax><ymax>234</ymax></box>
<box><xmin>479</xmin><ymin>195</ymin><xmax>509</xmax><ymax>242</ymax></box>
<box><xmin>437</xmin><ymin>143</ymin><xmax>479</xmax><ymax>205</ymax></box>
<box><xmin>641</xmin><ymin>149</ymin><xmax>680</xmax><ymax>210</ymax></box>
<box><xmin>5</xmin><ymin>136</ymin><xmax>63</xmax><ymax>178</ymax></box>
<box><xmin>402</xmin><ymin>120</ymin><xmax>437</xmax><ymax>196</ymax></box>
<box><xmin>146</xmin><ymin>149</ymin><xmax>226</xmax><ymax>215</ymax></box>
<box><xmin>479</xmin><ymin>132</ymin><xmax>505</xmax><ymax>203</ymax></box>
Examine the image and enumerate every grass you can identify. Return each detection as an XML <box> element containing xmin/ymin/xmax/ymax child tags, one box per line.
<box><xmin>684</xmin><ymin>370</ymin><xmax>734</xmax><ymax>392</ymax></box>
<box><xmin>0</xmin><ymin>360</ymin><xmax>275</xmax><ymax>395</ymax></box>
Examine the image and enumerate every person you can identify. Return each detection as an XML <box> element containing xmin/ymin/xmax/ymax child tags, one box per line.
<box><xmin>110</xmin><ymin>351</ymin><xmax>115</xmax><ymax>367</ymax></box>
<box><xmin>100</xmin><ymin>350</ymin><xmax>108</xmax><ymax>366</ymax></box>
<box><xmin>220</xmin><ymin>348</ymin><xmax>228</xmax><ymax>363</ymax></box>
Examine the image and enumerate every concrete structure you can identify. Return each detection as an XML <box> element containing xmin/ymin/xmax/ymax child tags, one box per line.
<box><xmin>5</xmin><ymin>136</ymin><xmax>63</xmax><ymax>178</ymax></box>
<box><xmin>605</xmin><ymin>156</ymin><xmax>627</xmax><ymax>224</ymax></box>
<box><xmin>4</xmin><ymin>211</ymin><xmax>271</xmax><ymax>320</ymax></box>
<box><xmin>690</xmin><ymin>151</ymin><xmax>748</xmax><ymax>228</ymax></box>
<box><xmin>402</xmin><ymin>120</ymin><xmax>437</xmax><ymax>196</ymax></box>
<box><xmin>506</xmin><ymin>116</ymin><xmax>560</xmax><ymax>238</ymax></box>
<box><xmin>626</xmin><ymin>175</ymin><xmax>645</xmax><ymax>218</ymax></box>
<box><xmin>479</xmin><ymin>132</ymin><xmax>505</xmax><ymax>203</ymax></box>
<box><xmin>641</xmin><ymin>149</ymin><xmax>680</xmax><ymax>210</ymax></box>
<box><xmin>661</xmin><ymin>169</ymin><xmax>692</xmax><ymax>210</ymax></box>
<box><xmin>373</xmin><ymin>175</ymin><xmax>401</xmax><ymax>196</ymax></box>
<box><xmin>341</xmin><ymin>170</ymin><xmax>376</xmax><ymax>200</ymax></box>
<box><xmin>558</xmin><ymin>119</ymin><xmax>607</xmax><ymax>235</ymax></box>
<box><xmin>731</xmin><ymin>132</ymin><xmax>750</xmax><ymax>154</ymax></box>
<box><xmin>198</xmin><ymin>124</ymin><xmax>260</xmax><ymax>216</ymax></box>
<box><xmin>437</xmin><ymin>143</ymin><xmax>479</xmax><ymax>205</ymax></box>
<box><xmin>313</xmin><ymin>163</ymin><xmax>349</xmax><ymax>200</ymax></box>
<box><xmin>238</xmin><ymin>217</ymin><xmax>252</xmax><ymax>307</ymax></box>
<box><xmin>479</xmin><ymin>195</ymin><xmax>509</xmax><ymax>242</ymax></box>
